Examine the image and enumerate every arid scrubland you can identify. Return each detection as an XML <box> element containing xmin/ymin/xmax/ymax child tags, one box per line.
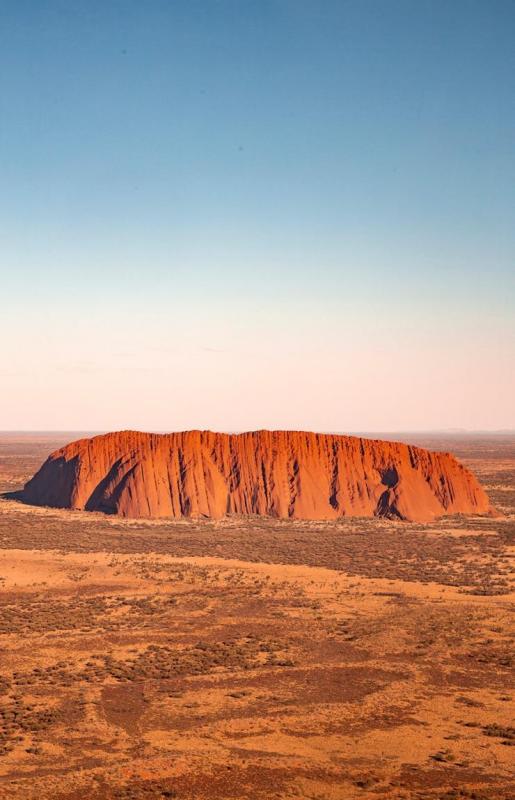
<box><xmin>0</xmin><ymin>434</ymin><xmax>513</xmax><ymax>800</ymax></box>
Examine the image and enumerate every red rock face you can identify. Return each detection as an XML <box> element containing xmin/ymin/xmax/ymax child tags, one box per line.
<box><xmin>22</xmin><ymin>430</ymin><xmax>493</xmax><ymax>523</ymax></box>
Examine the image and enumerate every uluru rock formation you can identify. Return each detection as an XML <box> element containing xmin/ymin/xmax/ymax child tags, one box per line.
<box><xmin>21</xmin><ymin>430</ymin><xmax>493</xmax><ymax>523</ymax></box>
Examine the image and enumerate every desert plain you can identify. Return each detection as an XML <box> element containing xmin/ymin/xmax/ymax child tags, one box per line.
<box><xmin>0</xmin><ymin>432</ymin><xmax>513</xmax><ymax>800</ymax></box>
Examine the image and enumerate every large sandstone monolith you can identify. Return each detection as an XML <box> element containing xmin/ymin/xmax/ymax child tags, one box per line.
<box><xmin>22</xmin><ymin>430</ymin><xmax>493</xmax><ymax>522</ymax></box>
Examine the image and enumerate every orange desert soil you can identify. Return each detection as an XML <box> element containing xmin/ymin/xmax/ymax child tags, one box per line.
<box><xmin>0</xmin><ymin>432</ymin><xmax>513</xmax><ymax>800</ymax></box>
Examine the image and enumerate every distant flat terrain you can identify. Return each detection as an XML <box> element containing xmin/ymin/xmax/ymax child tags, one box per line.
<box><xmin>0</xmin><ymin>434</ymin><xmax>513</xmax><ymax>800</ymax></box>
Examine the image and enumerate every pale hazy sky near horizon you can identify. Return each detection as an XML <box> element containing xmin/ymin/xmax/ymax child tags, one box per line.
<box><xmin>1</xmin><ymin>0</ymin><xmax>514</xmax><ymax>432</ymax></box>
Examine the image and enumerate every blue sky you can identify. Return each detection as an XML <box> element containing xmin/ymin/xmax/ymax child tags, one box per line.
<box><xmin>1</xmin><ymin>1</ymin><xmax>514</xmax><ymax>430</ymax></box>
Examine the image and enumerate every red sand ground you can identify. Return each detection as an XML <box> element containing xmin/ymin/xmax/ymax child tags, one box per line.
<box><xmin>0</xmin><ymin>433</ymin><xmax>512</xmax><ymax>800</ymax></box>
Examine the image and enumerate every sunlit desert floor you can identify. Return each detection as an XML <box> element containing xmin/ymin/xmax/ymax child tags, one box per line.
<box><xmin>0</xmin><ymin>433</ymin><xmax>513</xmax><ymax>800</ymax></box>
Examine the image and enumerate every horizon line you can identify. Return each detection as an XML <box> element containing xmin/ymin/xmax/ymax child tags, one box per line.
<box><xmin>1</xmin><ymin>428</ymin><xmax>514</xmax><ymax>436</ymax></box>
